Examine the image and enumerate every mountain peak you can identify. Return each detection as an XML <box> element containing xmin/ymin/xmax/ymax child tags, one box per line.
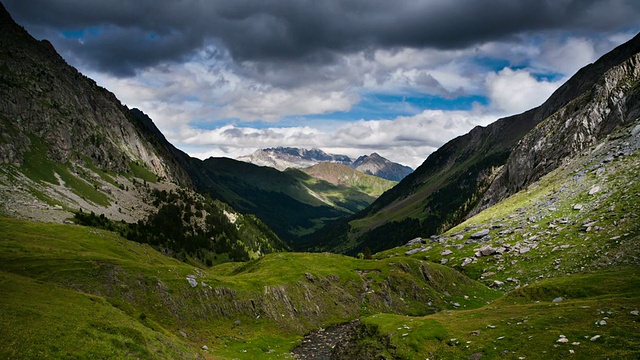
<box><xmin>237</xmin><ymin>147</ymin><xmax>412</xmax><ymax>181</ymax></box>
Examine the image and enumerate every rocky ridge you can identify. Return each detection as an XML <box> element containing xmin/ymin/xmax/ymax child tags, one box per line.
<box><xmin>472</xmin><ymin>34</ymin><xmax>640</xmax><ymax>216</ymax></box>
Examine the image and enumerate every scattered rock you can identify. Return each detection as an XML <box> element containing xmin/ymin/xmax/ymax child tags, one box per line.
<box><xmin>470</xmin><ymin>229</ymin><xmax>490</xmax><ymax>239</ymax></box>
<box><xmin>599</xmin><ymin>319</ymin><xmax>607</xmax><ymax>326</ymax></box>
<box><xmin>440</xmin><ymin>258</ymin><xmax>449</xmax><ymax>265</ymax></box>
<box><xmin>405</xmin><ymin>247</ymin><xmax>423</xmax><ymax>255</ymax></box>
<box><xmin>589</xmin><ymin>186</ymin><xmax>601</xmax><ymax>195</ymax></box>
<box><xmin>480</xmin><ymin>246</ymin><xmax>497</xmax><ymax>256</ymax></box>
<box><xmin>461</xmin><ymin>257</ymin><xmax>474</xmax><ymax>267</ymax></box>
<box><xmin>470</xmin><ymin>330</ymin><xmax>481</xmax><ymax>336</ymax></box>
<box><xmin>552</xmin><ymin>297</ymin><xmax>563</xmax><ymax>303</ymax></box>
<box><xmin>441</xmin><ymin>249</ymin><xmax>454</xmax><ymax>256</ymax></box>
<box><xmin>557</xmin><ymin>337</ymin><xmax>569</xmax><ymax>343</ymax></box>
<box><xmin>581</xmin><ymin>221</ymin><xmax>597</xmax><ymax>231</ymax></box>
<box><xmin>630</xmin><ymin>310</ymin><xmax>639</xmax><ymax>316</ymax></box>
<box><xmin>178</xmin><ymin>329</ymin><xmax>188</xmax><ymax>338</ymax></box>
<box><xmin>453</xmin><ymin>302</ymin><xmax>461</xmax><ymax>307</ymax></box>
<box><xmin>481</xmin><ymin>272</ymin><xmax>496</xmax><ymax>278</ymax></box>
<box><xmin>486</xmin><ymin>325</ymin><xmax>496</xmax><ymax>329</ymax></box>
<box><xmin>405</xmin><ymin>237</ymin><xmax>424</xmax><ymax>246</ymax></box>
<box><xmin>186</xmin><ymin>275</ymin><xmax>198</xmax><ymax>287</ymax></box>
<box><xmin>519</xmin><ymin>247</ymin><xmax>531</xmax><ymax>254</ymax></box>
<box><xmin>201</xmin><ymin>345</ymin><xmax>209</xmax><ymax>350</ymax></box>
<box><xmin>468</xmin><ymin>352</ymin><xmax>483</xmax><ymax>360</ymax></box>
<box><xmin>573</xmin><ymin>204</ymin><xmax>583</xmax><ymax>210</ymax></box>
<box><xmin>590</xmin><ymin>335</ymin><xmax>601</xmax><ymax>342</ymax></box>
<box><xmin>491</xmin><ymin>280</ymin><xmax>505</xmax><ymax>288</ymax></box>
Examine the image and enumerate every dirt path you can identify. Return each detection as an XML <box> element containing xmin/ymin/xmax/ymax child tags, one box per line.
<box><xmin>291</xmin><ymin>320</ymin><xmax>360</xmax><ymax>359</ymax></box>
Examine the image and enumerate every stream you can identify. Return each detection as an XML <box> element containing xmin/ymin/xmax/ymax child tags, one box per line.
<box><xmin>291</xmin><ymin>320</ymin><xmax>360</xmax><ymax>359</ymax></box>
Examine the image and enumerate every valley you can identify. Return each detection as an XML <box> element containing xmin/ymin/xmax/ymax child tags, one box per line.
<box><xmin>0</xmin><ymin>1</ymin><xmax>639</xmax><ymax>359</ymax></box>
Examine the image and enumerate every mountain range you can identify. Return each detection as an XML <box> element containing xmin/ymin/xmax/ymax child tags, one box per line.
<box><xmin>237</xmin><ymin>147</ymin><xmax>414</xmax><ymax>181</ymax></box>
<box><xmin>1</xmin><ymin>2</ymin><xmax>639</xmax><ymax>359</ymax></box>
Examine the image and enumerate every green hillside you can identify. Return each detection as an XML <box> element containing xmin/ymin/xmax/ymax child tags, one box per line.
<box><xmin>0</xmin><ymin>217</ymin><xmax>501</xmax><ymax>359</ymax></box>
<box><xmin>301</xmin><ymin>162</ymin><xmax>397</xmax><ymax>198</ymax></box>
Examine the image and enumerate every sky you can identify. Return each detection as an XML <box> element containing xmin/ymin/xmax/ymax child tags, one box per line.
<box><xmin>5</xmin><ymin>1</ymin><xmax>640</xmax><ymax>169</ymax></box>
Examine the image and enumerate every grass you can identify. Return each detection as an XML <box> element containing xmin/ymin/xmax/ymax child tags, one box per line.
<box><xmin>128</xmin><ymin>161</ymin><xmax>158</xmax><ymax>183</ymax></box>
<box><xmin>375</xmin><ymin>148</ymin><xmax>640</xmax><ymax>290</ymax></box>
<box><xmin>0</xmin><ymin>271</ymin><xmax>194</xmax><ymax>359</ymax></box>
<box><xmin>356</xmin><ymin>269</ymin><xmax>640</xmax><ymax>359</ymax></box>
<box><xmin>19</xmin><ymin>137</ymin><xmax>111</xmax><ymax>207</ymax></box>
<box><xmin>0</xmin><ymin>217</ymin><xmax>501</xmax><ymax>359</ymax></box>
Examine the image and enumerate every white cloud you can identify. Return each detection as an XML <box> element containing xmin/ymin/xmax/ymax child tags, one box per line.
<box><xmin>537</xmin><ymin>37</ymin><xmax>598</xmax><ymax>75</ymax></box>
<box><xmin>486</xmin><ymin>67</ymin><xmax>564</xmax><ymax>114</ymax></box>
<box><xmin>77</xmin><ymin>31</ymin><xmax>637</xmax><ymax>171</ymax></box>
<box><xmin>178</xmin><ymin>108</ymin><xmax>500</xmax><ymax>168</ymax></box>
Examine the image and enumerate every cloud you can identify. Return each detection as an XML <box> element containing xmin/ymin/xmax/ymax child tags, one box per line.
<box><xmin>178</xmin><ymin>108</ymin><xmax>499</xmax><ymax>168</ymax></box>
<box><xmin>486</xmin><ymin>68</ymin><xmax>564</xmax><ymax>114</ymax></box>
<box><xmin>5</xmin><ymin>0</ymin><xmax>640</xmax><ymax>76</ymax></box>
<box><xmin>4</xmin><ymin>1</ymin><xmax>639</xmax><ymax>171</ymax></box>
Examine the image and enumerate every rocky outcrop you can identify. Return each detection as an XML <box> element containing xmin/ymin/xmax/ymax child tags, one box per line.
<box><xmin>0</xmin><ymin>3</ymin><xmax>189</xmax><ymax>185</ymax></box>
<box><xmin>472</xmin><ymin>34</ymin><xmax>640</xmax><ymax>215</ymax></box>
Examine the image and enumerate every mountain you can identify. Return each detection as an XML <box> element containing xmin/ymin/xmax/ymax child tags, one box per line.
<box><xmin>311</xmin><ymin>32</ymin><xmax>640</xmax><ymax>255</ymax></box>
<box><xmin>351</xmin><ymin>152</ymin><xmax>414</xmax><ymax>181</ymax></box>
<box><xmin>237</xmin><ymin>147</ymin><xmax>352</xmax><ymax>170</ymax></box>
<box><xmin>237</xmin><ymin>147</ymin><xmax>413</xmax><ymax>181</ymax></box>
<box><xmin>0</xmin><ymin>3</ymin><xmax>285</xmax><ymax>263</ymax></box>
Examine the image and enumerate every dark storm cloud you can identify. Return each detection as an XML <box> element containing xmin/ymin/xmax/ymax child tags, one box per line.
<box><xmin>5</xmin><ymin>0</ymin><xmax>640</xmax><ymax>76</ymax></box>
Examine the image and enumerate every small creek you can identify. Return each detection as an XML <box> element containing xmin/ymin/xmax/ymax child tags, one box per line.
<box><xmin>291</xmin><ymin>320</ymin><xmax>360</xmax><ymax>359</ymax></box>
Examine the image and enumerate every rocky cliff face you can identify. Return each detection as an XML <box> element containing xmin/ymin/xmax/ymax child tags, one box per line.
<box><xmin>0</xmin><ymin>3</ymin><xmax>189</xmax><ymax>184</ymax></box>
<box><xmin>472</xmin><ymin>34</ymin><xmax>640</xmax><ymax>215</ymax></box>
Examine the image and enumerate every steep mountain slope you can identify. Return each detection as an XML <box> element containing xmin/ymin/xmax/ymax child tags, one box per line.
<box><xmin>237</xmin><ymin>147</ymin><xmax>413</xmax><ymax>181</ymax></box>
<box><xmin>351</xmin><ymin>152</ymin><xmax>414</xmax><ymax>181</ymax></box>
<box><xmin>314</xmin><ymin>33</ymin><xmax>640</xmax><ymax>255</ymax></box>
<box><xmin>0</xmin><ymin>3</ymin><xmax>285</xmax><ymax>263</ymax></box>
<box><xmin>0</xmin><ymin>2</ymin><xmax>186</xmax><ymax>222</ymax></box>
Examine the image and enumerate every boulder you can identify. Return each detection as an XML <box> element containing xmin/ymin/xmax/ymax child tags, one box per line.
<box><xmin>186</xmin><ymin>275</ymin><xmax>198</xmax><ymax>287</ymax></box>
<box><xmin>405</xmin><ymin>237</ymin><xmax>424</xmax><ymax>246</ymax></box>
<box><xmin>589</xmin><ymin>185</ymin><xmax>601</xmax><ymax>195</ymax></box>
<box><xmin>470</xmin><ymin>229</ymin><xmax>490</xmax><ymax>239</ymax></box>
<box><xmin>479</xmin><ymin>246</ymin><xmax>497</xmax><ymax>256</ymax></box>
